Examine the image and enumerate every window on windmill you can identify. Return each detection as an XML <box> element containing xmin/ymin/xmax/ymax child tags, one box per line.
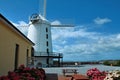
<box><xmin>46</xmin><ymin>41</ymin><xmax>49</xmax><ymax>46</ymax></box>
<box><xmin>46</xmin><ymin>34</ymin><xmax>48</xmax><ymax>39</ymax></box>
<box><xmin>47</xmin><ymin>48</ymin><xmax>49</xmax><ymax>53</ymax></box>
<box><xmin>46</xmin><ymin>28</ymin><xmax>48</xmax><ymax>32</ymax></box>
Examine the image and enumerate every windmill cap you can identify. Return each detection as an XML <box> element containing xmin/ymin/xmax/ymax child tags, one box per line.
<box><xmin>29</xmin><ymin>13</ymin><xmax>50</xmax><ymax>24</ymax></box>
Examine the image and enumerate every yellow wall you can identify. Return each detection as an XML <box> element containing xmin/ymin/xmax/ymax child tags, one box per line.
<box><xmin>0</xmin><ymin>19</ymin><xmax>34</xmax><ymax>75</ymax></box>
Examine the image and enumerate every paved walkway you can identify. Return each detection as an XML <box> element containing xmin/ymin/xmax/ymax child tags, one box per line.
<box><xmin>58</xmin><ymin>75</ymin><xmax>72</xmax><ymax>80</ymax></box>
<box><xmin>45</xmin><ymin>73</ymin><xmax>58</xmax><ymax>80</ymax></box>
<box><xmin>58</xmin><ymin>74</ymin><xmax>89</xmax><ymax>80</ymax></box>
<box><xmin>45</xmin><ymin>73</ymin><xmax>89</xmax><ymax>80</ymax></box>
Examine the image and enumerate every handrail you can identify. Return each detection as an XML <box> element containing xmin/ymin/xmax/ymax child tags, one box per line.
<box><xmin>34</xmin><ymin>52</ymin><xmax>63</xmax><ymax>57</ymax></box>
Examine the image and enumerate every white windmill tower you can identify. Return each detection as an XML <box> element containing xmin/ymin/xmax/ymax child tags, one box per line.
<box><xmin>27</xmin><ymin>0</ymin><xmax>73</xmax><ymax>67</ymax></box>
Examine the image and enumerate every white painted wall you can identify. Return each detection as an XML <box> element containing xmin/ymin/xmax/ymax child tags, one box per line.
<box><xmin>27</xmin><ymin>15</ymin><xmax>53</xmax><ymax>67</ymax></box>
<box><xmin>28</xmin><ymin>22</ymin><xmax>52</xmax><ymax>52</ymax></box>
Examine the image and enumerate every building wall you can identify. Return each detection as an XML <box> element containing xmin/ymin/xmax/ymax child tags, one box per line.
<box><xmin>0</xmin><ymin>17</ymin><xmax>34</xmax><ymax>75</ymax></box>
<box><xmin>28</xmin><ymin>22</ymin><xmax>53</xmax><ymax>53</ymax></box>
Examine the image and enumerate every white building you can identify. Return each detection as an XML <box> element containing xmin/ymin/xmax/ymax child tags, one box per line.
<box><xmin>27</xmin><ymin>14</ymin><xmax>63</xmax><ymax>67</ymax></box>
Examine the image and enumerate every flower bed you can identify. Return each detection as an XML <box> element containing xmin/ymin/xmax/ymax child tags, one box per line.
<box><xmin>86</xmin><ymin>68</ymin><xmax>107</xmax><ymax>80</ymax></box>
<box><xmin>104</xmin><ymin>70</ymin><xmax>120</xmax><ymax>80</ymax></box>
<box><xmin>0</xmin><ymin>65</ymin><xmax>46</xmax><ymax>80</ymax></box>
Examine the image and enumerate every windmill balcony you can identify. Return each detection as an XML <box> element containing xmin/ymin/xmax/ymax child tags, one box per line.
<box><xmin>34</xmin><ymin>52</ymin><xmax>63</xmax><ymax>58</ymax></box>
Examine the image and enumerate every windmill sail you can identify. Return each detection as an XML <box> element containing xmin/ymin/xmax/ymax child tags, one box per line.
<box><xmin>51</xmin><ymin>24</ymin><xmax>74</xmax><ymax>27</ymax></box>
<box><xmin>43</xmin><ymin>0</ymin><xmax>46</xmax><ymax>18</ymax></box>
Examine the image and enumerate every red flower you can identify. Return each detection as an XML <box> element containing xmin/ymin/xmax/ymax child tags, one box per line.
<box><xmin>86</xmin><ymin>68</ymin><xmax>107</xmax><ymax>80</ymax></box>
<box><xmin>0</xmin><ymin>64</ymin><xmax>46</xmax><ymax>80</ymax></box>
<box><xmin>0</xmin><ymin>76</ymin><xmax>10</xmax><ymax>80</ymax></box>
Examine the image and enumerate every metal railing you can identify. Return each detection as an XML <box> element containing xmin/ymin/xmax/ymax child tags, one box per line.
<box><xmin>34</xmin><ymin>52</ymin><xmax>63</xmax><ymax>57</ymax></box>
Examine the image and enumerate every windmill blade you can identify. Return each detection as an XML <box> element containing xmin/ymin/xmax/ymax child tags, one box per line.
<box><xmin>51</xmin><ymin>24</ymin><xmax>74</xmax><ymax>27</ymax></box>
<box><xmin>16</xmin><ymin>25</ymin><xmax>28</xmax><ymax>28</ymax></box>
<box><xmin>43</xmin><ymin>0</ymin><xmax>47</xmax><ymax>18</ymax></box>
<box><xmin>16</xmin><ymin>23</ymin><xmax>32</xmax><ymax>27</ymax></box>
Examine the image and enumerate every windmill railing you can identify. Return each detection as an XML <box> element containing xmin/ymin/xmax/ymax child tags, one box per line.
<box><xmin>34</xmin><ymin>52</ymin><xmax>63</xmax><ymax>57</ymax></box>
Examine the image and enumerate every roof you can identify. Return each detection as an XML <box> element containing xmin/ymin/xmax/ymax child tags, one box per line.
<box><xmin>0</xmin><ymin>13</ymin><xmax>35</xmax><ymax>45</ymax></box>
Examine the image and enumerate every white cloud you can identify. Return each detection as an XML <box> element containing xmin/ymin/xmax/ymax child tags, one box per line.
<box><xmin>94</xmin><ymin>17</ymin><xmax>112</xmax><ymax>25</ymax></box>
<box><xmin>52</xmin><ymin>21</ymin><xmax>120</xmax><ymax>61</ymax></box>
<box><xmin>12</xmin><ymin>21</ymin><xmax>28</xmax><ymax>26</ymax></box>
<box><xmin>51</xmin><ymin>20</ymin><xmax>61</xmax><ymax>25</ymax></box>
<box><xmin>11</xmin><ymin>21</ymin><xmax>29</xmax><ymax>36</ymax></box>
<box><xmin>52</xmin><ymin>26</ymin><xmax>100</xmax><ymax>41</ymax></box>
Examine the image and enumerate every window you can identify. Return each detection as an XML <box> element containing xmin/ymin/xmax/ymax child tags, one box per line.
<box><xmin>26</xmin><ymin>49</ymin><xmax>29</xmax><ymax>66</ymax></box>
<box><xmin>46</xmin><ymin>28</ymin><xmax>48</xmax><ymax>32</ymax></box>
<box><xmin>46</xmin><ymin>34</ymin><xmax>48</xmax><ymax>39</ymax></box>
<box><xmin>47</xmin><ymin>48</ymin><xmax>49</xmax><ymax>53</ymax></box>
<box><xmin>46</xmin><ymin>41</ymin><xmax>49</xmax><ymax>46</ymax></box>
<box><xmin>31</xmin><ymin>47</ymin><xmax>34</xmax><ymax>57</ymax></box>
<box><xmin>14</xmin><ymin>44</ymin><xmax>19</xmax><ymax>70</ymax></box>
<box><xmin>27</xmin><ymin>49</ymin><xmax>29</xmax><ymax>57</ymax></box>
<box><xmin>46</xmin><ymin>48</ymin><xmax>49</xmax><ymax>66</ymax></box>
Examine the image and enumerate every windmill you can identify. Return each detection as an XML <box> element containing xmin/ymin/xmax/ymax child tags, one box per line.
<box><xmin>27</xmin><ymin>0</ymin><xmax>73</xmax><ymax>67</ymax></box>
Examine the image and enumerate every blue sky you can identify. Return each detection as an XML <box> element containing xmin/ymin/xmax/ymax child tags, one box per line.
<box><xmin>1</xmin><ymin>0</ymin><xmax>120</xmax><ymax>61</ymax></box>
